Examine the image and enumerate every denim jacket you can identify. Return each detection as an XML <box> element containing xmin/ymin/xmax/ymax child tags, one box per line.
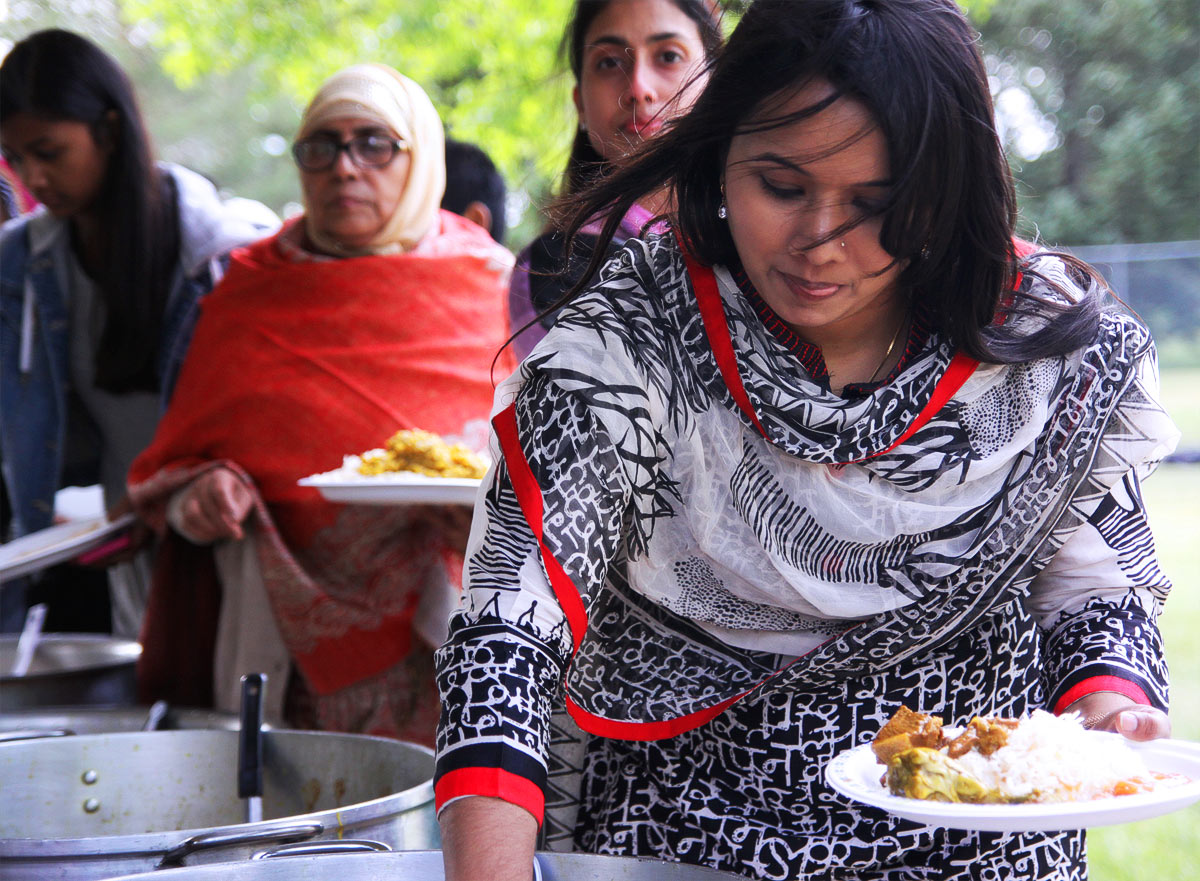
<box><xmin>0</xmin><ymin>163</ymin><xmax>277</xmax><ymax>539</ymax></box>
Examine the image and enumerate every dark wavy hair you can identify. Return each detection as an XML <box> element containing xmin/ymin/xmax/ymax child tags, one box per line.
<box><xmin>559</xmin><ymin>0</ymin><xmax>727</xmax><ymax>198</ymax></box>
<box><xmin>553</xmin><ymin>0</ymin><xmax>1105</xmax><ymax>364</ymax></box>
<box><xmin>442</xmin><ymin>138</ymin><xmax>507</xmax><ymax>244</ymax></box>
<box><xmin>0</xmin><ymin>28</ymin><xmax>179</xmax><ymax>393</ymax></box>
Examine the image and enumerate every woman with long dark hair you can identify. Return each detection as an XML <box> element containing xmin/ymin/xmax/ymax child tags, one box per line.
<box><xmin>507</xmin><ymin>0</ymin><xmax>724</xmax><ymax>358</ymax></box>
<box><xmin>0</xmin><ymin>29</ymin><xmax>276</xmax><ymax>635</ymax></box>
<box><xmin>435</xmin><ymin>2</ymin><xmax>1179</xmax><ymax>879</ymax></box>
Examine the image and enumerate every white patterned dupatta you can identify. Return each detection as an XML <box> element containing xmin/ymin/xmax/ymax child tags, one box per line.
<box><xmin>494</xmin><ymin>231</ymin><xmax>1178</xmax><ymax>732</ymax></box>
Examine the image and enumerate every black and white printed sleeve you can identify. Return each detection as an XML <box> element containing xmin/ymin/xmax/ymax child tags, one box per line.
<box><xmin>1029</xmin><ymin>469</ymin><xmax>1172</xmax><ymax>713</ymax></box>
<box><xmin>432</xmin><ymin>371</ymin><xmax>634</xmax><ymax>822</ymax></box>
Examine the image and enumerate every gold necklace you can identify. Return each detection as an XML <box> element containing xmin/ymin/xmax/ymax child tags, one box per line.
<box><xmin>869</xmin><ymin>314</ymin><xmax>908</xmax><ymax>383</ymax></box>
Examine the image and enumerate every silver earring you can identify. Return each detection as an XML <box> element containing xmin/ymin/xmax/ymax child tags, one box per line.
<box><xmin>840</xmin><ymin>240</ymin><xmax>846</xmax><ymax>249</ymax></box>
<box><xmin>718</xmin><ymin>202</ymin><xmax>728</xmax><ymax>220</ymax></box>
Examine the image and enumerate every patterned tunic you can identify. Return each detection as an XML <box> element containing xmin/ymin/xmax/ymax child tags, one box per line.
<box><xmin>434</xmin><ymin>232</ymin><xmax>1177</xmax><ymax>880</ymax></box>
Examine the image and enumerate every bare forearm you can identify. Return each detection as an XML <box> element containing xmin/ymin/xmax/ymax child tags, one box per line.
<box><xmin>440</xmin><ymin>795</ymin><xmax>539</xmax><ymax>881</ymax></box>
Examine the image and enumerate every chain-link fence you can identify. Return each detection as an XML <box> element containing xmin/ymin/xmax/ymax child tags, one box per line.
<box><xmin>1066</xmin><ymin>241</ymin><xmax>1200</xmax><ymax>359</ymax></box>
<box><xmin>1065</xmin><ymin>241</ymin><xmax>1200</xmax><ymax>462</ymax></box>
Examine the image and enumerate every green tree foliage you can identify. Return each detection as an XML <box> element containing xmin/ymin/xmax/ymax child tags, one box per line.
<box><xmin>977</xmin><ymin>0</ymin><xmax>1199</xmax><ymax>246</ymax></box>
<box><xmin>977</xmin><ymin>0</ymin><xmax>1198</xmax><ymax>355</ymax></box>
<box><xmin>120</xmin><ymin>0</ymin><xmax>582</xmax><ymax>222</ymax></box>
<box><xmin>5</xmin><ymin>1</ymin><xmax>1002</xmax><ymax>241</ymax></box>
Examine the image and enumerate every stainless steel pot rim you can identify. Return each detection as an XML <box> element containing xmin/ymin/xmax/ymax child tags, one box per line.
<box><xmin>99</xmin><ymin>849</ymin><xmax>745</xmax><ymax>879</ymax></box>
<box><xmin>0</xmin><ymin>635</ymin><xmax>141</xmax><ymax>681</ymax></box>
<box><xmin>0</xmin><ymin>731</ymin><xmax>435</xmax><ymax>858</ymax></box>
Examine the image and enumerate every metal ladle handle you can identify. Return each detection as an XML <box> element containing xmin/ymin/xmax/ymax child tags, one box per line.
<box><xmin>238</xmin><ymin>673</ymin><xmax>266</xmax><ymax>823</ymax></box>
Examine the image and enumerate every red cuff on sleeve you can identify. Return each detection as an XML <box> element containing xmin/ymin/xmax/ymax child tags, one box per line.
<box><xmin>434</xmin><ymin>767</ymin><xmax>545</xmax><ymax>826</ymax></box>
<box><xmin>1052</xmin><ymin>675</ymin><xmax>1151</xmax><ymax>715</ymax></box>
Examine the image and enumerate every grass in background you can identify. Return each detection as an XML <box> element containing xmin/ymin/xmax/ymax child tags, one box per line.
<box><xmin>1088</xmin><ymin>369</ymin><xmax>1200</xmax><ymax>879</ymax></box>
<box><xmin>1156</xmin><ymin>367</ymin><xmax>1200</xmax><ymax>450</ymax></box>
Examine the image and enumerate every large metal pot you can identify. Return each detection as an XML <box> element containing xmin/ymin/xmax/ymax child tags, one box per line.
<box><xmin>0</xmin><ymin>703</ymin><xmax>246</xmax><ymax>742</ymax></box>
<box><xmin>0</xmin><ymin>634</ymin><xmax>141</xmax><ymax>709</ymax></box>
<box><xmin>103</xmin><ymin>848</ymin><xmax>747</xmax><ymax>880</ymax></box>
<box><xmin>0</xmin><ymin>729</ymin><xmax>437</xmax><ymax>880</ymax></box>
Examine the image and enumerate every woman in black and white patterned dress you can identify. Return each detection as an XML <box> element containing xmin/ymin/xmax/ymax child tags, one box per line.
<box><xmin>434</xmin><ymin>2</ymin><xmax>1179</xmax><ymax>879</ymax></box>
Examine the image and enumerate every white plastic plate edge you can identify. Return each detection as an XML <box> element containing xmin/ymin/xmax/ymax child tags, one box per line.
<box><xmin>297</xmin><ymin>475</ymin><xmax>481</xmax><ymax>506</ymax></box>
<box><xmin>824</xmin><ymin>736</ymin><xmax>1200</xmax><ymax>831</ymax></box>
<box><xmin>0</xmin><ymin>514</ymin><xmax>137</xmax><ymax>582</ymax></box>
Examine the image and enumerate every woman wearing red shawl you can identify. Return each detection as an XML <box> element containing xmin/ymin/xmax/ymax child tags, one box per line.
<box><xmin>129</xmin><ymin>64</ymin><xmax>516</xmax><ymax>744</ymax></box>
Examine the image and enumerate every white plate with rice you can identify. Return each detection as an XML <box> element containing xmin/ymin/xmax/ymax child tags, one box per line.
<box><xmin>826</xmin><ymin>718</ymin><xmax>1200</xmax><ymax>831</ymax></box>
<box><xmin>299</xmin><ymin>458</ymin><xmax>482</xmax><ymax>505</ymax></box>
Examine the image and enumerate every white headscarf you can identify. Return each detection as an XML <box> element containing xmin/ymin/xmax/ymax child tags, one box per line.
<box><xmin>297</xmin><ymin>63</ymin><xmax>445</xmax><ymax>255</ymax></box>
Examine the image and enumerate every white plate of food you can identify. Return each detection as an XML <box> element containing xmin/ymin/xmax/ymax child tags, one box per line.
<box><xmin>0</xmin><ymin>514</ymin><xmax>137</xmax><ymax>582</ymax></box>
<box><xmin>825</xmin><ymin>709</ymin><xmax>1200</xmax><ymax>831</ymax></box>
<box><xmin>298</xmin><ymin>473</ymin><xmax>482</xmax><ymax>506</ymax></box>
<box><xmin>299</xmin><ymin>429</ymin><xmax>487</xmax><ymax>506</ymax></box>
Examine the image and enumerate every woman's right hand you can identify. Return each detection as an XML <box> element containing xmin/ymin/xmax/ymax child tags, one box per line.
<box><xmin>174</xmin><ymin>467</ymin><xmax>255</xmax><ymax>543</ymax></box>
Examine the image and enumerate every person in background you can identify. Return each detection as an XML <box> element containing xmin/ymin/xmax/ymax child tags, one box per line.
<box><xmin>442</xmin><ymin>138</ymin><xmax>507</xmax><ymax>245</ymax></box>
<box><xmin>507</xmin><ymin>0</ymin><xmax>724</xmax><ymax>359</ymax></box>
<box><xmin>128</xmin><ymin>64</ymin><xmax>516</xmax><ymax>739</ymax></box>
<box><xmin>434</xmin><ymin>1</ymin><xmax>1178</xmax><ymax>878</ymax></box>
<box><xmin>0</xmin><ymin>157</ymin><xmax>38</xmax><ymax>629</ymax></box>
<box><xmin>0</xmin><ymin>30</ymin><xmax>277</xmax><ymax>635</ymax></box>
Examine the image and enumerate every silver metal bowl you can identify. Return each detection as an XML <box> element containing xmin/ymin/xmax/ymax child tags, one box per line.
<box><xmin>0</xmin><ymin>634</ymin><xmax>141</xmax><ymax>709</ymax></box>
<box><xmin>102</xmin><ymin>848</ymin><xmax>747</xmax><ymax>880</ymax></box>
<box><xmin>0</xmin><ymin>729</ymin><xmax>437</xmax><ymax>880</ymax></box>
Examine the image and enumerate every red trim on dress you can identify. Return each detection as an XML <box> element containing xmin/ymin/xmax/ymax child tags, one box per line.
<box><xmin>435</xmin><ymin>766</ymin><xmax>545</xmax><ymax>823</ymax></box>
<box><xmin>1052</xmin><ymin>675</ymin><xmax>1151</xmax><ymax>715</ymax></box>
<box><xmin>684</xmin><ymin>249</ymin><xmax>769</xmax><ymax>438</ymax></box>
<box><xmin>497</xmin><ymin>400</ymin><xmax>765</xmax><ymax>740</ymax></box>
<box><xmin>566</xmin><ymin>689</ymin><xmax>749</xmax><ymax>741</ymax></box>
<box><xmin>494</xmin><ymin>403</ymin><xmax>587</xmax><ymax>652</ymax></box>
<box><xmin>846</xmin><ymin>351</ymin><xmax>979</xmax><ymax>464</ymax></box>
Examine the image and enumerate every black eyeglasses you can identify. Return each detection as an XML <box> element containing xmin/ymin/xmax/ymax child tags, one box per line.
<box><xmin>291</xmin><ymin>133</ymin><xmax>406</xmax><ymax>172</ymax></box>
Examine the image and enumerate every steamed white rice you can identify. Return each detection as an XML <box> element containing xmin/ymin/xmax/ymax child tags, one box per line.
<box><xmin>952</xmin><ymin>710</ymin><xmax>1151</xmax><ymax>802</ymax></box>
<box><xmin>305</xmin><ymin>452</ymin><xmax>405</xmax><ymax>484</ymax></box>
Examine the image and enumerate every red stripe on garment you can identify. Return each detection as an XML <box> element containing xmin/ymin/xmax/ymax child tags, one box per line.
<box><xmin>434</xmin><ymin>766</ymin><xmax>545</xmax><ymax>823</ymax></box>
<box><xmin>681</xmin><ymin>248</ymin><xmax>769</xmax><ymax>438</ymax></box>
<box><xmin>843</xmin><ymin>351</ymin><xmax>980</xmax><ymax>464</ymax></box>
<box><xmin>565</xmin><ymin>690</ymin><xmax>749</xmax><ymax>742</ymax></box>
<box><xmin>494</xmin><ymin>400</ymin><xmax>763</xmax><ymax>740</ymax></box>
<box><xmin>493</xmin><ymin>403</ymin><xmax>587</xmax><ymax>651</ymax></box>
<box><xmin>1052</xmin><ymin>676</ymin><xmax>1152</xmax><ymax>715</ymax></box>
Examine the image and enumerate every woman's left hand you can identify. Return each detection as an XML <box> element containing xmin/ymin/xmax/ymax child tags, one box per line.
<box><xmin>1065</xmin><ymin>692</ymin><xmax>1171</xmax><ymax>742</ymax></box>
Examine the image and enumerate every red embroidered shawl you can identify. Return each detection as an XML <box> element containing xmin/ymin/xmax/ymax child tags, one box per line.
<box><xmin>130</xmin><ymin>211</ymin><xmax>514</xmax><ymax>732</ymax></box>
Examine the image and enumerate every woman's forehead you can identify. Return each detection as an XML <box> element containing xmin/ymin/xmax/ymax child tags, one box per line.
<box><xmin>732</xmin><ymin>84</ymin><xmax>881</xmax><ymax>156</ymax></box>
<box><xmin>307</xmin><ymin>116</ymin><xmax>393</xmax><ymax>138</ymax></box>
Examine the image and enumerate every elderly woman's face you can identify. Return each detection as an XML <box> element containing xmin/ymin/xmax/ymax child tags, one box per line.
<box><xmin>299</xmin><ymin>116</ymin><xmax>411</xmax><ymax>252</ymax></box>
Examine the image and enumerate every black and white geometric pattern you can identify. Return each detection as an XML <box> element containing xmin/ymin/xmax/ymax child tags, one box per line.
<box><xmin>435</xmin><ymin>233</ymin><xmax>1176</xmax><ymax>879</ymax></box>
